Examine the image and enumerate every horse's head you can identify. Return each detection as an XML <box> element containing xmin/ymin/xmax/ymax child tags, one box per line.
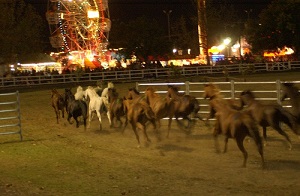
<box><xmin>203</xmin><ymin>84</ymin><xmax>220</xmax><ymax>99</ymax></box>
<box><xmin>127</xmin><ymin>87</ymin><xmax>140</xmax><ymax>99</ymax></box>
<box><xmin>107</xmin><ymin>82</ymin><xmax>114</xmax><ymax>89</ymax></box>
<box><xmin>239</xmin><ymin>90</ymin><xmax>255</xmax><ymax>106</ymax></box>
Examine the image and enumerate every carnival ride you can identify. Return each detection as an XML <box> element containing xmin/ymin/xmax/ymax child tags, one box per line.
<box><xmin>46</xmin><ymin>0</ymin><xmax>111</xmax><ymax>68</ymax></box>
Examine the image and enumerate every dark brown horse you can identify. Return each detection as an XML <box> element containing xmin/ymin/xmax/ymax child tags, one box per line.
<box><xmin>107</xmin><ymin>88</ymin><xmax>125</xmax><ymax>128</ymax></box>
<box><xmin>281</xmin><ymin>82</ymin><xmax>300</xmax><ymax>122</ymax></box>
<box><xmin>204</xmin><ymin>84</ymin><xmax>264</xmax><ymax>168</ymax></box>
<box><xmin>240</xmin><ymin>90</ymin><xmax>299</xmax><ymax>150</ymax></box>
<box><xmin>64</xmin><ymin>88</ymin><xmax>88</xmax><ymax>130</ymax></box>
<box><xmin>51</xmin><ymin>89</ymin><xmax>65</xmax><ymax>124</ymax></box>
<box><xmin>145</xmin><ymin>87</ymin><xmax>175</xmax><ymax>137</ymax></box>
<box><xmin>123</xmin><ymin>97</ymin><xmax>159</xmax><ymax>147</ymax></box>
<box><xmin>166</xmin><ymin>85</ymin><xmax>204</xmax><ymax>134</ymax></box>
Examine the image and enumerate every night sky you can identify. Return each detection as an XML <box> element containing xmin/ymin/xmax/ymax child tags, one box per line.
<box><xmin>25</xmin><ymin>0</ymin><xmax>272</xmax><ymax>22</ymax></box>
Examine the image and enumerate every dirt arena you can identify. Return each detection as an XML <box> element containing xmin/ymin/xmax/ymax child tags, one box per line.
<box><xmin>1</xmin><ymin>72</ymin><xmax>300</xmax><ymax>195</ymax></box>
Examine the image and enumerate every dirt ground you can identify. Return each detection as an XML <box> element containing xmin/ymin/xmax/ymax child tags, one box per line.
<box><xmin>1</xmin><ymin>72</ymin><xmax>300</xmax><ymax>195</ymax></box>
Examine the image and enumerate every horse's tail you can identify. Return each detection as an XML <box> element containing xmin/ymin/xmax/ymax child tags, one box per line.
<box><xmin>276</xmin><ymin>106</ymin><xmax>300</xmax><ymax>135</ymax></box>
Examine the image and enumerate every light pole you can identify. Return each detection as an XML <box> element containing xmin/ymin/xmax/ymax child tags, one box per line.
<box><xmin>163</xmin><ymin>10</ymin><xmax>172</xmax><ymax>40</ymax></box>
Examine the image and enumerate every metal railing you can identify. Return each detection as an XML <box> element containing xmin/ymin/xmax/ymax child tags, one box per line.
<box><xmin>1</xmin><ymin>61</ymin><xmax>300</xmax><ymax>88</ymax></box>
<box><xmin>0</xmin><ymin>91</ymin><xmax>22</xmax><ymax>141</ymax></box>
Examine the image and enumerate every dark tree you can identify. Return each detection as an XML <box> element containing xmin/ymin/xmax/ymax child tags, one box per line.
<box><xmin>0</xmin><ymin>0</ymin><xmax>45</xmax><ymax>64</ymax></box>
<box><xmin>245</xmin><ymin>0</ymin><xmax>300</xmax><ymax>55</ymax></box>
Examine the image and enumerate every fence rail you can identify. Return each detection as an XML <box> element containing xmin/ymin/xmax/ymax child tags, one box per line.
<box><xmin>0</xmin><ymin>91</ymin><xmax>22</xmax><ymax>141</ymax></box>
<box><xmin>1</xmin><ymin>61</ymin><xmax>300</xmax><ymax>88</ymax></box>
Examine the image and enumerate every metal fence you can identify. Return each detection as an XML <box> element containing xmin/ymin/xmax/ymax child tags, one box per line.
<box><xmin>1</xmin><ymin>61</ymin><xmax>300</xmax><ymax>88</ymax></box>
<box><xmin>0</xmin><ymin>91</ymin><xmax>23</xmax><ymax>141</ymax></box>
<box><xmin>136</xmin><ymin>80</ymin><xmax>300</xmax><ymax>117</ymax></box>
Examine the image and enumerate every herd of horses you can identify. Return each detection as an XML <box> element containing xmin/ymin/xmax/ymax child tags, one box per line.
<box><xmin>51</xmin><ymin>81</ymin><xmax>300</xmax><ymax>168</ymax></box>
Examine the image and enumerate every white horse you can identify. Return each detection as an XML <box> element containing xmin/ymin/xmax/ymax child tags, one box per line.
<box><xmin>101</xmin><ymin>82</ymin><xmax>114</xmax><ymax>98</ymax></box>
<box><xmin>84</xmin><ymin>86</ymin><xmax>111</xmax><ymax>131</ymax></box>
<box><xmin>74</xmin><ymin>86</ymin><xmax>86</xmax><ymax>101</ymax></box>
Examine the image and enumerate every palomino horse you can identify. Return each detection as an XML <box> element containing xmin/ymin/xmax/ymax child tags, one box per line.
<box><xmin>240</xmin><ymin>90</ymin><xmax>299</xmax><ymax>150</ymax></box>
<box><xmin>204</xmin><ymin>84</ymin><xmax>264</xmax><ymax>168</ymax></box>
<box><xmin>123</xmin><ymin>96</ymin><xmax>158</xmax><ymax>147</ymax></box>
<box><xmin>101</xmin><ymin>82</ymin><xmax>114</xmax><ymax>98</ymax></box>
<box><xmin>144</xmin><ymin>87</ymin><xmax>175</xmax><ymax>137</ymax></box>
<box><xmin>74</xmin><ymin>86</ymin><xmax>85</xmax><ymax>101</ymax></box>
<box><xmin>166</xmin><ymin>85</ymin><xmax>204</xmax><ymax>134</ymax></box>
<box><xmin>107</xmin><ymin>88</ymin><xmax>125</xmax><ymax>128</ymax></box>
<box><xmin>51</xmin><ymin>89</ymin><xmax>65</xmax><ymax>124</ymax></box>
<box><xmin>64</xmin><ymin>88</ymin><xmax>88</xmax><ymax>129</ymax></box>
<box><xmin>84</xmin><ymin>86</ymin><xmax>111</xmax><ymax>131</ymax></box>
<box><xmin>281</xmin><ymin>82</ymin><xmax>300</xmax><ymax>122</ymax></box>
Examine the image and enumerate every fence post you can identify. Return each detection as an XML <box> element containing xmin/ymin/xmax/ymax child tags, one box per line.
<box><xmin>230</xmin><ymin>80</ymin><xmax>235</xmax><ymax>98</ymax></box>
<box><xmin>276</xmin><ymin>79</ymin><xmax>281</xmax><ymax>105</ymax></box>
<box><xmin>185</xmin><ymin>81</ymin><xmax>190</xmax><ymax>95</ymax></box>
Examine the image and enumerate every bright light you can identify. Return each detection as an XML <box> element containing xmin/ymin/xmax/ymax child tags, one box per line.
<box><xmin>223</xmin><ymin>37</ymin><xmax>231</xmax><ymax>46</ymax></box>
<box><xmin>173</xmin><ymin>48</ymin><xmax>177</xmax><ymax>54</ymax></box>
<box><xmin>88</xmin><ymin>10</ymin><xmax>99</xmax><ymax>19</ymax></box>
<box><xmin>188</xmin><ymin>49</ymin><xmax>191</xmax><ymax>55</ymax></box>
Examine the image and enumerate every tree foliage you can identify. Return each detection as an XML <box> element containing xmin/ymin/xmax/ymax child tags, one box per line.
<box><xmin>109</xmin><ymin>16</ymin><xmax>170</xmax><ymax>61</ymax></box>
<box><xmin>244</xmin><ymin>0</ymin><xmax>300</xmax><ymax>54</ymax></box>
<box><xmin>0</xmin><ymin>0</ymin><xmax>45</xmax><ymax>64</ymax></box>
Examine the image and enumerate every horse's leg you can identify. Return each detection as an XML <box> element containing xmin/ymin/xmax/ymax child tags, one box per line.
<box><xmin>213</xmin><ymin>125</ymin><xmax>221</xmax><ymax>153</ymax></box>
<box><xmin>262</xmin><ymin>126</ymin><xmax>268</xmax><ymax>146</ymax></box>
<box><xmin>223</xmin><ymin>137</ymin><xmax>229</xmax><ymax>153</ymax></box>
<box><xmin>131</xmin><ymin>122</ymin><xmax>141</xmax><ymax>148</ymax></box>
<box><xmin>106</xmin><ymin>110</ymin><xmax>112</xmax><ymax>127</ymax></box>
<box><xmin>136</xmin><ymin>122</ymin><xmax>151</xmax><ymax>146</ymax></box>
<box><xmin>75</xmin><ymin>116</ymin><xmax>80</xmax><ymax>128</ymax></box>
<box><xmin>167</xmin><ymin>117</ymin><xmax>172</xmax><ymax>138</ymax></box>
<box><xmin>272</xmin><ymin>125</ymin><xmax>293</xmax><ymax>150</ymax></box>
<box><xmin>236</xmin><ymin>136</ymin><xmax>248</xmax><ymax>167</ymax></box>
<box><xmin>110</xmin><ymin>112</ymin><xmax>114</xmax><ymax>128</ymax></box>
<box><xmin>88</xmin><ymin>108</ymin><xmax>92</xmax><ymax>128</ymax></box>
<box><xmin>96</xmin><ymin>110</ymin><xmax>102</xmax><ymax>131</ymax></box>
<box><xmin>54</xmin><ymin>108</ymin><xmax>59</xmax><ymax>124</ymax></box>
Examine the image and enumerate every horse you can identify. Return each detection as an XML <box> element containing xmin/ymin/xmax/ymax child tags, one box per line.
<box><xmin>101</xmin><ymin>81</ymin><xmax>114</xmax><ymax>98</ymax></box>
<box><xmin>107</xmin><ymin>88</ymin><xmax>125</xmax><ymax>128</ymax></box>
<box><xmin>51</xmin><ymin>89</ymin><xmax>65</xmax><ymax>124</ymax></box>
<box><xmin>64</xmin><ymin>88</ymin><xmax>88</xmax><ymax>129</ymax></box>
<box><xmin>166</xmin><ymin>85</ymin><xmax>204</xmax><ymax>134</ymax></box>
<box><xmin>281</xmin><ymin>82</ymin><xmax>300</xmax><ymax>122</ymax></box>
<box><xmin>144</xmin><ymin>87</ymin><xmax>175</xmax><ymax>137</ymax></box>
<box><xmin>202</xmin><ymin>83</ymin><xmax>242</xmax><ymax>123</ymax></box>
<box><xmin>74</xmin><ymin>85</ymin><xmax>85</xmax><ymax>101</ymax></box>
<box><xmin>84</xmin><ymin>86</ymin><xmax>111</xmax><ymax>131</ymax></box>
<box><xmin>240</xmin><ymin>90</ymin><xmax>299</xmax><ymax>150</ymax></box>
<box><xmin>123</xmin><ymin>96</ymin><xmax>159</xmax><ymax>147</ymax></box>
<box><xmin>203</xmin><ymin>84</ymin><xmax>264</xmax><ymax>168</ymax></box>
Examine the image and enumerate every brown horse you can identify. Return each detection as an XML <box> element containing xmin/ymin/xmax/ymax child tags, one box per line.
<box><xmin>203</xmin><ymin>84</ymin><xmax>242</xmax><ymax>123</ymax></box>
<box><xmin>107</xmin><ymin>88</ymin><xmax>125</xmax><ymax>128</ymax></box>
<box><xmin>281</xmin><ymin>82</ymin><xmax>300</xmax><ymax>122</ymax></box>
<box><xmin>204</xmin><ymin>84</ymin><xmax>264</xmax><ymax>168</ymax></box>
<box><xmin>240</xmin><ymin>90</ymin><xmax>299</xmax><ymax>149</ymax></box>
<box><xmin>123</xmin><ymin>97</ymin><xmax>159</xmax><ymax>147</ymax></box>
<box><xmin>144</xmin><ymin>87</ymin><xmax>175</xmax><ymax>137</ymax></box>
<box><xmin>51</xmin><ymin>89</ymin><xmax>65</xmax><ymax>124</ymax></box>
<box><xmin>166</xmin><ymin>85</ymin><xmax>203</xmax><ymax>133</ymax></box>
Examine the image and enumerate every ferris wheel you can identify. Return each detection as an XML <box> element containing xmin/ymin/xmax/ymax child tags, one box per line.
<box><xmin>46</xmin><ymin>0</ymin><xmax>111</xmax><ymax>61</ymax></box>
